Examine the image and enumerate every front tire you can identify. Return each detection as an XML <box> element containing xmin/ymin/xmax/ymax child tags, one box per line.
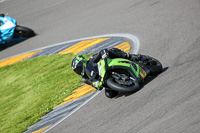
<box><xmin>106</xmin><ymin>78</ymin><xmax>140</xmax><ymax>93</ymax></box>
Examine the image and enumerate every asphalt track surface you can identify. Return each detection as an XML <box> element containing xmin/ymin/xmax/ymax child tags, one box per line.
<box><xmin>1</xmin><ymin>0</ymin><xmax>200</xmax><ymax>133</ymax></box>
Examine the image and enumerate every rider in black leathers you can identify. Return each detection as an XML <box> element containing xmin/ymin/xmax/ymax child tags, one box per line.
<box><xmin>71</xmin><ymin>48</ymin><xmax>148</xmax><ymax>98</ymax></box>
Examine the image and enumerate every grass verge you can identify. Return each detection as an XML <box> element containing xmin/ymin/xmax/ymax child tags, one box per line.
<box><xmin>0</xmin><ymin>53</ymin><xmax>91</xmax><ymax>133</ymax></box>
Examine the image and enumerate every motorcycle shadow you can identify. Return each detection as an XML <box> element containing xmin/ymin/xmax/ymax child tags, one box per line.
<box><xmin>0</xmin><ymin>39</ymin><xmax>24</xmax><ymax>51</ymax></box>
<box><xmin>0</xmin><ymin>37</ymin><xmax>36</xmax><ymax>52</ymax></box>
<box><xmin>0</xmin><ymin>33</ymin><xmax>38</xmax><ymax>52</ymax></box>
<box><xmin>115</xmin><ymin>67</ymin><xmax>169</xmax><ymax>98</ymax></box>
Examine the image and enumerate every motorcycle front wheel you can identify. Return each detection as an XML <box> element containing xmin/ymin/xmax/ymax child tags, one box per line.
<box><xmin>14</xmin><ymin>25</ymin><xmax>35</xmax><ymax>38</ymax></box>
<box><xmin>106</xmin><ymin>77</ymin><xmax>140</xmax><ymax>93</ymax></box>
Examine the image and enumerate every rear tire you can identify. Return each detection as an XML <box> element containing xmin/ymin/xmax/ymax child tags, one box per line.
<box><xmin>145</xmin><ymin>57</ymin><xmax>163</xmax><ymax>76</ymax></box>
<box><xmin>15</xmin><ymin>25</ymin><xmax>35</xmax><ymax>37</ymax></box>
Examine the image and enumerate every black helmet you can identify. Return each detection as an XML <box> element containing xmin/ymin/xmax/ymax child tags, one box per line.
<box><xmin>71</xmin><ymin>55</ymin><xmax>87</xmax><ymax>75</ymax></box>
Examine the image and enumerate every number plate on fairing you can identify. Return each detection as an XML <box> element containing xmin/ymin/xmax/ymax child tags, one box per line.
<box><xmin>139</xmin><ymin>67</ymin><xmax>147</xmax><ymax>79</ymax></box>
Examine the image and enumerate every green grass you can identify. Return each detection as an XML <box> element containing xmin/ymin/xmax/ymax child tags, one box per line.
<box><xmin>0</xmin><ymin>53</ymin><xmax>91</xmax><ymax>133</ymax></box>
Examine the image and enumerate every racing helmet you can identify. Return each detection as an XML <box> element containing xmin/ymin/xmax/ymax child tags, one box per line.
<box><xmin>71</xmin><ymin>55</ymin><xmax>87</xmax><ymax>75</ymax></box>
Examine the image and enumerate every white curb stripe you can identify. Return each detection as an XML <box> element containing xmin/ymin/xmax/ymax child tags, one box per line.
<box><xmin>0</xmin><ymin>33</ymin><xmax>140</xmax><ymax>61</ymax></box>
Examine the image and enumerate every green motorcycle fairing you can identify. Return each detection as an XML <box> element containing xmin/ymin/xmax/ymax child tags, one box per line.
<box><xmin>97</xmin><ymin>58</ymin><xmax>140</xmax><ymax>83</ymax></box>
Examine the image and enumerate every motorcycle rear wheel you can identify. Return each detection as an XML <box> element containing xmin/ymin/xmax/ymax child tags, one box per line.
<box><xmin>145</xmin><ymin>57</ymin><xmax>163</xmax><ymax>76</ymax></box>
<box><xmin>14</xmin><ymin>25</ymin><xmax>35</xmax><ymax>38</ymax></box>
<box><xmin>106</xmin><ymin>77</ymin><xmax>140</xmax><ymax>93</ymax></box>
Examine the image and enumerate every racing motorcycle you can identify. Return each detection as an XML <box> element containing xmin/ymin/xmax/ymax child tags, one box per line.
<box><xmin>85</xmin><ymin>55</ymin><xmax>162</xmax><ymax>97</ymax></box>
<box><xmin>0</xmin><ymin>14</ymin><xmax>35</xmax><ymax>45</ymax></box>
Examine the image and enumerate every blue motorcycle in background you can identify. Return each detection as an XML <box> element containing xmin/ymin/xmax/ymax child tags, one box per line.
<box><xmin>0</xmin><ymin>14</ymin><xmax>35</xmax><ymax>45</ymax></box>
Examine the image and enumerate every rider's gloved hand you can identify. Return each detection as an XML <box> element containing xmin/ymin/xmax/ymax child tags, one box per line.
<box><xmin>92</xmin><ymin>80</ymin><xmax>103</xmax><ymax>90</ymax></box>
